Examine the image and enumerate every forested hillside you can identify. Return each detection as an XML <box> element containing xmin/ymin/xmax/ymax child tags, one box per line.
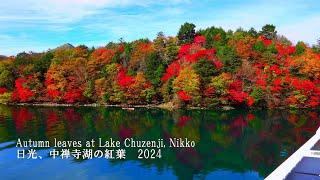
<box><xmin>0</xmin><ymin>23</ymin><xmax>319</xmax><ymax>109</ymax></box>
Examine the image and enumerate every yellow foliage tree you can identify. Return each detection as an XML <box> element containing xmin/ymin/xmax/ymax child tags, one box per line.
<box><xmin>292</xmin><ymin>49</ymin><xmax>320</xmax><ymax>79</ymax></box>
<box><xmin>173</xmin><ymin>68</ymin><xmax>201</xmax><ymax>104</ymax></box>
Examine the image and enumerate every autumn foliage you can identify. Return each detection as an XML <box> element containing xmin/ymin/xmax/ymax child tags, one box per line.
<box><xmin>0</xmin><ymin>87</ymin><xmax>7</xmax><ymax>94</ymax></box>
<box><xmin>117</xmin><ymin>68</ymin><xmax>135</xmax><ymax>88</ymax></box>
<box><xmin>177</xmin><ymin>90</ymin><xmax>192</xmax><ymax>101</ymax></box>
<box><xmin>11</xmin><ymin>77</ymin><xmax>35</xmax><ymax>102</ymax></box>
<box><xmin>0</xmin><ymin>23</ymin><xmax>319</xmax><ymax>109</ymax></box>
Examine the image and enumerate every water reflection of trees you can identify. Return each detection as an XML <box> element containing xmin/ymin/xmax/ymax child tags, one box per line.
<box><xmin>0</xmin><ymin>104</ymin><xmax>319</xmax><ymax>179</ymax></box>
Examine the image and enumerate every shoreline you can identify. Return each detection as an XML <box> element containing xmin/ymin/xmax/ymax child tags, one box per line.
<box><xmin>5</xmin><ymin>102</ymin><xmax>159</xmax><ymax>108</ymax></box>
<box><xmin>0</xmin><ymin>102</ymin><xmax>316</xmax><ymax>111</ymax></box>
<box><xmin>1</xmin><ymin>102</ymin><xmax>221</xmax><ymax>110</ymax></box>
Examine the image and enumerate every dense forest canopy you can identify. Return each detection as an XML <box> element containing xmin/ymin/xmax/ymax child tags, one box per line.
<box><xmin>0</xmin><ymin>23</ymin><xmax>320</xmax><ymax>109</ymax></box>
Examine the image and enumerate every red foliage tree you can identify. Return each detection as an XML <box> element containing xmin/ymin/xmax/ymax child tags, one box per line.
<box><xmin>161</xmin><ymin>61</ymin><xmax>181</xmax><ymax>81</ymax></box>
<box><xmin>47</xmin><ymin>89</ymin><xmax>61</xmax><ymax>100</ymax></box>
<box><xmin>229</xmin><ymin>80</ymin><xmax>243</xmax><ymax>90</ymax></box>
<box><xmin>0</xmin><ymin>87</ymin><xmax>7</xmax><ymax>94</ymax></box>
<box><xmin>271</xmin><ymin>78</ymin><xmax>282</xmax><ymax>92</ymax></box>
<box><xmin>204</xmin><ymin>87</ymin><xmax>215</xmax><ymax>97</ymax></box>
<box><xmin>269</xmin><ymin>65</ymin><xmax>282</xmax><ymax>75</ymax></box>
<box><xmin>177</xmin><ymin>90</ymin><xmax>192</xmax><ymax>101</ymax></box>
<box><xmin>194</xmin><ymin>35</ymin><xmax>206</xmax><ymax>44</ymax></box>
<box><xmin>292</xmin><ymin>78</ymin><xmax>316</xmax><ymax>92</ymax></box>
<box><xmin>162</xmin><ymin>36</ymin><xmax>222</xmax><ymax>84</ymax></box>
<box><xmin>308</xmin><ymin>96</ymin><xmax>319</xmax><ymax>108</ymax></box>
<box><xmin>117</xmin><ymin>68</ymin><xmax>135</xmax><ymax>88</ymax></box>
<box><xmin>247</xmin><ymin>96</ymin><xmax>255</xmax><ymax>106</ymax></box>
<box><xmin>213</xmin><ymin>60</ymin><xmax>223</xmax><ymax>69</ymax></box>
<box><xmin>63</xmin><ymin>89</ymin><xmax>84</xmax><ymax>103</ymax></box>
<box><xmin>229</xmin><ymin>90</ymin><xmax>248</xmax><ymax>103</ymax></box>
<box><xmin>260</xmin><ymin>36</ymin><xmax>272</xmax><ymax>46</ymax></box>
<box><xmin>11</xmin><ymin>77</ymin><xmax>34</xmax><ymax>102</ymax></box>
<box><xmin>256</xmin><ymin>78</ymin><xmax>267</xmax><ymax>89</ymax></box>
<box><xmin>228</xmin><ymin>80</ymin><xmax>248</xmax><ymax>103</ymax></box>
<box><xmin>276</xmin><ymin>43</ymin><xmax>295</xmax><ymax>58</ymax></box>
<box><xmin>178</xmin><ymin>44</ymin><xmax>192</xmax><ymax>59</ymax></box>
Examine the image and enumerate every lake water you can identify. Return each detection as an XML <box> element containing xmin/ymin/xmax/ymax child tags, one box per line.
<box><xmin>0</xmin><ymin>105</ymin><xmax>319</xmax><ymax>180</ymax></box>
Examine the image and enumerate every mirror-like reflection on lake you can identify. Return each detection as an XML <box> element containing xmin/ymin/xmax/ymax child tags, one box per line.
<box><xmin>0</xmin><ymin>105</ymin><xmax>319</xmax><ymax>180</ymax></box>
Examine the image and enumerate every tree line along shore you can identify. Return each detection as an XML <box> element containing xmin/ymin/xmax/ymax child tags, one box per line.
<box><xmin>0</xmin><ymin>23</ymin><xmax>320</xmax><ymax>109</ymax></box>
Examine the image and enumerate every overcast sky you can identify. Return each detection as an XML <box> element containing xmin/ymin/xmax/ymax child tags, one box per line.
<box><xmin>0</xmin><ymin>0</ymin><xmax>319</xmax><ymax>55</ymax></box>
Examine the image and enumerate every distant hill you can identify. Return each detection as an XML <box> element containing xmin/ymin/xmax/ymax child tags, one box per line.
<box><xmin>0</xmin><ymin>55</ymin><xmax>7</xmax><ymax>60</ymax></box>
<box><xmin>54</xmin><ymin>43</ymin><xmax>74</xmax><ymax>51</ymax></box>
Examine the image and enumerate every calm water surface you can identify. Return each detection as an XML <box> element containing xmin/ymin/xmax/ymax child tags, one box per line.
<box><xmin>0</xmin><ymin>105</ymin><xmax>319</xmax><ymax>180</ymax></box>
